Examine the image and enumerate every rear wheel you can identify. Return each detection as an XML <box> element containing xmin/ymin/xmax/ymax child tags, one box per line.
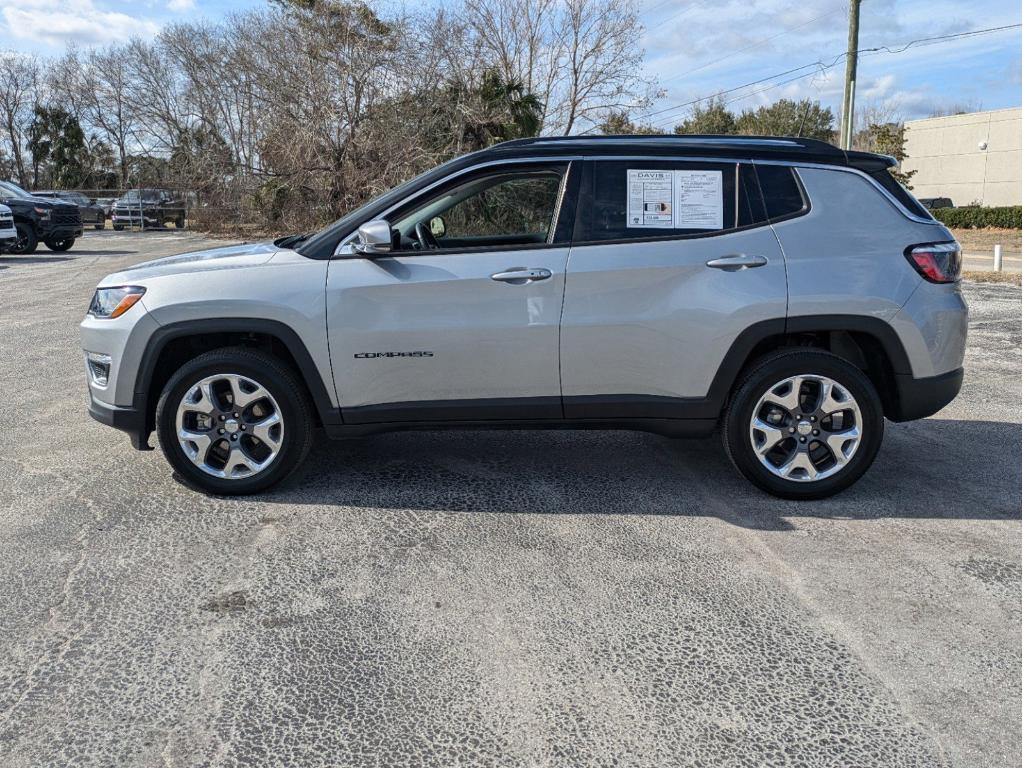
<box><xmin>9</xmin><ymin>223</ymin><xmax>37</xmax><ymax>254</ymax></box>
<box><xmin>94</xmin><ymin>213</ymin><xmax>105</xmax><ymax>231</ymax></box>
<box><xmin>175</xmin><ymin>214</ymin><xmax>185</xmax><ymax>229</ymax></box>
<box><xmin>722</xmin><ymin>349</ymin><xmax>884</xmax><ymax>500</ymax></box>
<box><xmin>156</xmin><ymin>348</ymin><xmax>314</xmax><ymax>495</ymax></box>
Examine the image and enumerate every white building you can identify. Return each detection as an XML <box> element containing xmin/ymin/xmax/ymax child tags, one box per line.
<box><xmin>902</xmin><ymin>107</ymin><xmax>1022</xmax><ymax>207</ymax></box>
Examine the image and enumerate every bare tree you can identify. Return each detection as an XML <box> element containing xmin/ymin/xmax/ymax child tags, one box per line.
<box><xmin>465</xmin><ymin>0</ymin><xmax>653</xmax><ymax>134</ymax></box>
<box><xmin>0</xmin><ymin>52</ymin><xmax>40</xmax><ymax>186</ymax></box>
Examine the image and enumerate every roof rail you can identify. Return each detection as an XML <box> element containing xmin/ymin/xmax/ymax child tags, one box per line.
<box><xmin>495</xmin><ymin>134</ymin><xmax>844</xmax><ymax>154</ymax></box>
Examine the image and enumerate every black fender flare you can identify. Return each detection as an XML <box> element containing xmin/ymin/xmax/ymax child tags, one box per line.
<box><xmin>704</xmin><ymin>314</ymin><xmax>912</xmax><ymax>417</ymax></box>
<box><xmin>131</xmin><ymin>317</ymin><xmax>341</xmax><ymax>430</ymax></box>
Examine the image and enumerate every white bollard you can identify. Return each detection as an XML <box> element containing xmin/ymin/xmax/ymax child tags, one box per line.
<box><xmin>993</xmin><ymin>244</ymin><xmax>1003</xmax><ymax>272</ymax></box>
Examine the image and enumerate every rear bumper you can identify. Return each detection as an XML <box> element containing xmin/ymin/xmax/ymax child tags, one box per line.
<box><xmin>889</xmin><ymin>367</ymin><xmax>964</xmax><ymax>422</ymax></box>
<box><xmin>88</xmin><ymin>396</ymin><xmax>151</xmax><ymax>450</ymax></box>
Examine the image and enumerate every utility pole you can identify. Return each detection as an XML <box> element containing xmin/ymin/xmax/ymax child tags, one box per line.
<box><xmin>839</xmin><ymin>0</ymin><xmax>861</xmax><ymax>150</ymax></box>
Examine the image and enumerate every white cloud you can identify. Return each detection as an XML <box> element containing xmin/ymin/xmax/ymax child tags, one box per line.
<box><xmin>0</xmin><ymin>0</ymin><xmax>160</xmax><ymax>47</ymax></box>
<box><xmin>168</xmin><ymin>0</ymin><xmax>195</xmax><ymax>12</ymax></box>
<box><xmin>639</xmin><ymin>0</ymin><xmax>1022</xmax><ymax>125</ymax></box>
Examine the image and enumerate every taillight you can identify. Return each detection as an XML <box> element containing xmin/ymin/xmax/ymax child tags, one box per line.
<box><xmin>905</xmin><ymin>242</ymin><xmax>961</xmax><ymax>283</ymax></box>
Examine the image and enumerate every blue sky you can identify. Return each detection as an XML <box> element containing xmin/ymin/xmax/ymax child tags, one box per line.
<box><xmin>1</xmin><ymin>0</ymin><xmax>1019</xmax><ymax>124</ymax></box>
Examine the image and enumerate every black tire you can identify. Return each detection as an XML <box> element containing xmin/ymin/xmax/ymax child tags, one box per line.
<box><xmin>156</xmin><ymin>347</ymin><xmax>314</xmax><ymax>495</ymax></box>
<box><xmin>94</xmin><ymin>213</ymin><xmax>105</xmax><ymax>231</ymax></box>
<box><xmin>175</xmin><ymin>215</ymin><xmax>185</xmax><ymax>229</ymax></box>
<box><xmin>9</xmin><ymin>222</ymin><xmax>37</xmax><ymax>254</ymax></box>
<box><xmin>44</xmin><ymin>237</ymin><xmax>75</xmax><ymax>252</ymax></box>
<box><xmin>722</xmin><ymin>349</ymin><xmax>884</xmax><ymax>500</ymax></box>
<box><xmin>113</xmin><ymin>224</ymin><xmax>125</xmax><ymax>231</ymax></box>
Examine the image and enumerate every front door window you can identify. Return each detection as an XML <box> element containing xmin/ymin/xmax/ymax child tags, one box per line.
<box><xmin>392</xmin><ymin>170</ymin><xmax>564</xmax><ymax>252</ymax></box>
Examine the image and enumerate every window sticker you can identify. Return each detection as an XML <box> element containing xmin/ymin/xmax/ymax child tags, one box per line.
<box><xmin>627</xmin><ymin>170</ymin><xmax>673</xmax><ymax>228</ymax></box>
<box><xmin>626</xmin><ymin>169</ymin><xmax>724</xmax><ymax>230</ymax></box>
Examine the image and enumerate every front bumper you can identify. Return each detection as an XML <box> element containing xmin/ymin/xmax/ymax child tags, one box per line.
<box><xmin>88</xmin><ymin>394</ymin><xmax>151</xmax><ymax>450</ymax></box>
<box><xmin>40</xmin><ymin>224</ymin><xmax>84</xmax><ymax>239</ymax></box>
<box><xmin>888</xmin><ymin>367</ymin><xmax>964</xmax><ymax>422</ymax></box>
<box><xmin>81</xmin><ymin>307</ymin><xmax>161</xmax><ymax>451</ymax></box>
<box><xmin>113</xmin><ymin>211</ymin><xmax>161</xmax><ymax>226</ymax></box>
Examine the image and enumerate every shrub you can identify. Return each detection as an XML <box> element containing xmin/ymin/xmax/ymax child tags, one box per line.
<box><xmin>932</xmin><ymin>206</ymin><xmax>1022</xmax><ymax>229</ymax></box>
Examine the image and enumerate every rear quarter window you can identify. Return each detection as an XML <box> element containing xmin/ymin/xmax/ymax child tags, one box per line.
<box><xmin>868</xmin><ymin>169</ymin><xmax>932</xmax><ymax>219</ymax></box>
<box><xmin>755</xmin><ymin>164</ymin><xmax>808</xmax><ymax>220</ymax></box>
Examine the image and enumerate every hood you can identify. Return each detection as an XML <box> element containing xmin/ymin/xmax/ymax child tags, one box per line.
<box><xmin>98</xmin><ymin>241</ymin><xmax>281</xmax><ymax>285</ymax></box>
<box><xmin>1</xmin><ymin>194</ymin><xmax>65</xmax><ymax>209</ymax></box>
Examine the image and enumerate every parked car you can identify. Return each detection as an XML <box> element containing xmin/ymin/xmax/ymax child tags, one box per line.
<box><xmin>111</xmin><ymin>189</ymin><xmax>186</xmax><ymax>230</ymax></box>
<box><xmin>33</xmin><ymin>190</ymin><xmax>107</xmax><ymax>230</ymax></box>
<box><xmin>81</xmin><ymin>135</ymin><xmax>967</xmax><ymax>499</ymax></box>
<box><xmin>0</xmin><ymin>180</ymin><xmax>83</xmax><ymax>254</ymax></box>
<box><xmin>95</xmin><ymin>197</ymin><xmax>118</xmax><ymax>218</ymax></box>
<box><xmin>0</xmin><ymin>203</ymin><xmax>16</xmax><ymax>250</ymax></box>
<box><xmin>918</xmin><ymin>197</ymin><xmax>954</xmax><ymax>210</ymax></box>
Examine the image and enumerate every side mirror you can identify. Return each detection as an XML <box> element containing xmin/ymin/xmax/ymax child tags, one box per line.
<box><xmin>429</xmin><ymin>215</ymin><xmax>446</xmax><ymax>238</ymax></box>
<box><xmin>352</xmin><ymin>219</ymin><xmax>393</xmax><ymax>256</ymax></box>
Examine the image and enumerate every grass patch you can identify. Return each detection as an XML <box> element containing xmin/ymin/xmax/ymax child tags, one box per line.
<box><xmin>963</xmin><ymin>271</ymin><xmax>1022</xmax><ymax>286</ymax></box>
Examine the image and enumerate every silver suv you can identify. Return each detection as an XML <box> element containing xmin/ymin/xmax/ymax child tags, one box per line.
<box><xmin>80</xmin><ymin>136</ymin><xmax>967</xmax><ymax>499</ymax></box>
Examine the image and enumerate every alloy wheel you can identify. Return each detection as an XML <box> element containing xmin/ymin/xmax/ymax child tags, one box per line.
<box><xmin>748</xmin><ymin>374</ymin><xmax>862</xmax><ymax>483</ymax></box>
<box><xmin>174</xmin><ymin>373</ymin><xmax>284</xmax><ymax>479</ymax></box>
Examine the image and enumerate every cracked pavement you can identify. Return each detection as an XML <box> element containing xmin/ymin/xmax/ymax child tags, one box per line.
<box><xmin>0</xmin><ymin>232</ymin><xmax>1020</xmax><ymax>767</ymax></box>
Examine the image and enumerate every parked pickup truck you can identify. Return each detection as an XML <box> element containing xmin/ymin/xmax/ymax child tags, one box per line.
<box><xmin>0</xmin><ymin>180</ymin><xmax>83</xmax><ymax>253</ymax></box>
<box><xmin>111</xmin><ymin>189</ymin><xmax>186</xmax><ymax>230</ymax></box>
<box><xmin>33</xmin><ymin>190</ymin><xmax>107</xmax><ymax>230</ymax></box>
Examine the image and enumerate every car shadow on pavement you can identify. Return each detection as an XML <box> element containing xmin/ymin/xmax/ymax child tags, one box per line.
<box><xmin>0</xmin><ymin>255</ymin><xmax>75</xmax><ymax>264</ymax></box>
<box><xmin>56</xmin><ymin>250</ymin><xmax>139</xmax><ymax>256</ymax></box>
<box><xmin>259</xmin><ymin>418</ymin><xmax>1021</xmax><ymax>531</ymax></box>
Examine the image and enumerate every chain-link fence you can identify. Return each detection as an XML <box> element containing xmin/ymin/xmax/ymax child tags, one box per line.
<box><xmin>41</xmin><ymin>185</ymin><xmax>293</xmax><ymax>237</ymax></box>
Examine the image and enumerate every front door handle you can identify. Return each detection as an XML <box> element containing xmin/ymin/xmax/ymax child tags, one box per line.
<box><xmin>491</xmin><ymin>267</ymin><xmax>552</xmax><ymax>283</ymax></box>
<box><xmin>705</xmin><ymin>254</ymin><xmax>769</xmax><ymax>271</ymax></box>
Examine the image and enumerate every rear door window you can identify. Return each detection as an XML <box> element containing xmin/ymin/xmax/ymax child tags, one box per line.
<box><xmin>582</xmin><ymin>160</ymin><xmax>740</xmax><ymax>242</ymax></box>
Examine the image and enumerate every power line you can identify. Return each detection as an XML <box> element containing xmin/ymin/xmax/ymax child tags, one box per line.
<box><xmin>642</xmin><ymin>0</ymin><xmax>678</xmax><ymax>16</ymax></box>
<box><xmin>656</xmin><ymin>3</ymin><xmax>851</xmax><ymax>87</ymax></box>
<box><xmin>635</xmin><ymin>21</ymin><xmax>1022</xmax><ymax>130</ymax></box>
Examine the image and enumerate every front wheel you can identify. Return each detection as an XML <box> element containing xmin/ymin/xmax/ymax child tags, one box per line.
<box><xmin>44</xmin><ymin>237</ymin><xmax>75</xmax><ymax>252</ymax></box>
<box><xmin>156</xmin><ymin>348</ymin><xmax>314</xmax><ymax>495</ymax></box>
<box><xmin>722</xmin><ymin>349</ymin><xmax>884</xmax><ymax>500</ymax></box>
<box><xmin>9</xmin><ymin>222</ymin><xmax>38</xmax><ymax>254</ymax></box>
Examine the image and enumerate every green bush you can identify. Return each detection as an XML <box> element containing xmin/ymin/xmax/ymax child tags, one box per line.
<box><xmin>932</xmin><ymin>206</ymin><xmax>1022</xmax><ymax>229</ymax></box>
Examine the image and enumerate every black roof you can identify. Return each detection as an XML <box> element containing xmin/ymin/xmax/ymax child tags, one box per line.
<box><xmin>475</xmin><ymin>134</ymin><xmax>895</xmax><ymax>172</ymax></box>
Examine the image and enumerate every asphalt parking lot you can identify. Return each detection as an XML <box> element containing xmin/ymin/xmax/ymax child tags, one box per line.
<box><xmin>1</xmin><ymin>230</ymin><xmax>1020</xmax><ymax>767</ymax></box>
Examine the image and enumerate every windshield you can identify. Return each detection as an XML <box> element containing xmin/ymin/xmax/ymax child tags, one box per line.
<box><xmin>123</xmin><ymin>190</ymin><xmax>161</xmax><ymax>202</ymax></box>
<box><xmin>0</xmin><ymin>181</ymin><xmax>32</xmax><ymax>199</ymax></box>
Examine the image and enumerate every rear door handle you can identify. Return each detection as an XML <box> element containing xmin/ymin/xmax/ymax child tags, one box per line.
<box><xmin>491</xmin><ymin>267</ymin><xmax>552</xmax><ymax>283</ymax></box>
<box><xmin>705</xmin><ymin>254</ymin><xmax>769</xmax><ymax>271</ymax></box>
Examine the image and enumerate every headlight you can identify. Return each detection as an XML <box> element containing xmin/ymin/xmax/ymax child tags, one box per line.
<box><xmin>88</xmin><ymin>286</ymin><xmax>146</xmax><ymax>319</ymax></box>
<box><xmin>34</xmin><ymin>206</ymin><xmax>50</xmax><ymax>219</ymax></box>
